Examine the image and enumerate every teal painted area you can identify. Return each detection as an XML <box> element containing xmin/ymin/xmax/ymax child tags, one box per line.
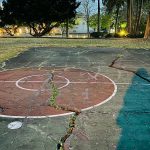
<box><xmin>117</xmin><ymin>68</ymin><xmax>150</xmax><ymax>150</ymax></box>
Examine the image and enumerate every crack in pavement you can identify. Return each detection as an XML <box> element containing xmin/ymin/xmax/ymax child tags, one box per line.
<box><xmin>109</xmin><ymin>56</ymin><xmax>150</xmax><ymax>83</ymax></box>
<box><xmin>57</xmin><ymin>112</ymin><xmax>81</xmax><ymax>150</ymax></box>
<box><xmin>47</xmin><ymin>71</ymin><xmax>81</xmax><ymax>150</ymax></box>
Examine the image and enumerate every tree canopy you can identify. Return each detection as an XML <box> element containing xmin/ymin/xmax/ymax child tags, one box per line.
<box><xmin>0</xmin><ymin>0</ymin><xmax>80</xmax><ymax>37</ymax></box>
<box><xmin>102</xmin><ymin>0</ymin><xmax>150</xmax><ymax>35</ymax></box>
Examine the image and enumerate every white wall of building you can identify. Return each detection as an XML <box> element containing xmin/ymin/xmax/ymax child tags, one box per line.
<box><xmin>69</xmin><ymin>18</ymin><xmax>94</xmax><ymax>34</ymax></box>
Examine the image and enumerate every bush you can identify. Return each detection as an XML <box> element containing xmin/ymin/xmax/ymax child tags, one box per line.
<box><xmin>105</xmin><ymin>33</ymin><xmax>121</xmax><ymax>38</ymax></box>
<box><xmin>90</xmin><ymin>32</ymin><xmax>106</xmax><ymax>38</ymax></box>
<box><xmin>127</xmin><ymin>33</ymin><xmax>144</xmax><ymax>38</ymax></box>
<box><xmin>105</xmin><ymin>33</ymin><xmax>114</xmax><ymax>38</ymax></box>
<box><xmin>114</xmin><ymin>33</ymin><xmax>121</xmax><ymax>38</ymax></box>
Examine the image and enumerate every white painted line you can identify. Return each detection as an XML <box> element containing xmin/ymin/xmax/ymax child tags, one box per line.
<box><xmin>0</xmin><ymin>73</ymin><xmax>117</xmax><ymax>119</ymax></box>
<box><xmin>116</xmin><ymin>83</ymin><xmax>150</xmax><ymax>85</ymax></box>
<box><xmin>1</xmin><ymin>67</ymin><xmax>149</xmax><ymax>119</ymax></box>
<box><xmin>0</xmin><ymin>81</ymin><xmax>17</xmax><ymax>83</ymax></box>
<box><xmin>15</xmin><ymin>74</ymin><xmax>70</xmax><ymax>91</ymax></box>
<box><xmin>0</xmin><ymin>81</ymin><xmax>69</xmax><ymax>83</ymax></box>
<box><xmin>82</xmin><ymin>74</ymin><xmax>117</xmax><ymax>112</ymax></box>
<box><xmin>0</xmin><ymin>81</ymin><xmax>150</xmax><ymax>85</ymax></box>
<box><xmin>0</xmin><ymin>80</ymin><xmax>150</xmax><ymax>86</ymax></box>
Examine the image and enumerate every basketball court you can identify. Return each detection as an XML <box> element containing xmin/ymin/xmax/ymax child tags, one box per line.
<box><xmin>0</xmin><ymin>67</ymin><xmax>116</xmax><ymax>117</ymax></box>
<box><xmin>0</xmin><ymin>47</ymin><xmax>150</xmax><ymax>150</ymax></box>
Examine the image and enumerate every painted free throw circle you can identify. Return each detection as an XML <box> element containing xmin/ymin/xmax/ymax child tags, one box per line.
<box><xmin>0</xmin><ymin>68</ymin><xmax>117</xmax><ymax>118</ymax></box>
<box><xmin>16</xmin><ymin>74</ymin><xmax>70</xmax><ymax>91</ymax></box>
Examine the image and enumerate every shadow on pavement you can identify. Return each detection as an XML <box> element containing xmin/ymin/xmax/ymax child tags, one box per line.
<box><xmin>117</xmin><ymin>68</ymin><xmax>150</xmax><ymax>150</ymax></box>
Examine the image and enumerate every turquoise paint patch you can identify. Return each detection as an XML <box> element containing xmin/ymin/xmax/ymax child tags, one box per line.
<box><xmin>117</xmin><ymin>68</ymin><xmax>150</xmax><ymax>150</ymax></box>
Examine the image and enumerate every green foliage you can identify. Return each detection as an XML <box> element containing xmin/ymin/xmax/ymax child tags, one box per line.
<box><xmin>60</xmin><ymin>17</ymin><xmax>80</xmax><ymax>34</ymax></box>
<box><xmin>143</xmin><ymin>3</ymin><xmax>150</xmax><ymax>15</ymax></box>
<box><xmin>101</xmin><ymin>13</ymin><xmax>113</xmax><ymax>30</ymax></box>
<box><xmin>49</xmin><ymin>83</ymin><xmax>59</xmax><ymax>107</ymax></box>
<box><xmin>89</xmin><ymin>12</ymin><xmax>113</xmax><ymax>31</ymax></box>
<box><xmin>89</xmin><ymin>14</ymin><xmax>97</xmax><ymax>31</ymax></box>
<box><xmin>1</xmin><ymin>0</ymin><xmax>80</xmax><ymax>37</ymax></box>
<box><xmin>103</xmin><ymin>0</ymin><xmax>150</xmax><ymax>34</ymax></box>
<box><xmin>102</xmin><ymin>0</ymin><xmax>125</xmax><ymax>13</ymax></box>
<box><xmin>0</xmin><ymin>6</ymin><xmax>3</xmax><ymax>27</ymax></box>
<box><xmin>120</xmin><ymin>22</ymin><xmax>127</xmax><ymax>28</ymax></box>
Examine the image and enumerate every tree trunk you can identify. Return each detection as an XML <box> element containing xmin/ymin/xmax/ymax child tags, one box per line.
<box><xmin>4</xmin><ymin>26</ymin><xmax>18</xmax><ymax>36</ymax></box>
<box><xmin>87</xmin><ymin>9</ymin><xmax>90</xmax><ymax>37</ymax></box>
<box><xmin>66</xmin><ymin>18</ymin><xmax>69</xmax><ymax>38</ymax></box>
<box><xmin>144</xmin><ymin>12</ymin><xmax>150</xmax><ymax>39</ymax></box>
<box><xmin>127</xmin><ymin>0</ymin><xmax>133</xmax><ymax>33</ymax></box>
<box><xmin>29</xmin><ymin>23</ymin><xmax>60</xmax><ymax>37</ymax></box>
<box><xmin>97</xmin><ymin>0</ymin><xmax>100</xmax><ymax>32</ymax></box>
<box><xmin>135</xmin><ymin>0</ymin><xmax>143</xmax><ymax>34</ymax></box>
<box><xmin>134</xmin><ymin>0</ymin><xmax>139</xmax><ymax>33</ymax></box>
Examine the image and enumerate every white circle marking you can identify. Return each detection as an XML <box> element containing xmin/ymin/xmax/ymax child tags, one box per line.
<box><xmin>2</xmin><ymin>73</ymin><xmax>117</xmax><ymax>118</ymax></box>
<box><xmin>15</xmin><ymin>74</ymin><xmax>70</xmax><ymax>91</ymax></box>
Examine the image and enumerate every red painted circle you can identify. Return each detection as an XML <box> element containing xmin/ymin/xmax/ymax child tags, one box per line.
<box><xmin>0</xmin><ymin>68</ymin><xmax>116</xmax><ymax>117</ymax></box>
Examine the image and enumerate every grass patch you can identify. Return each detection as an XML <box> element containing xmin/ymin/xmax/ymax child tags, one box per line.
<box><xmin>0</xmin><ymin>37</ymin><xmax>150</xmax><ymax>63</ymax></box>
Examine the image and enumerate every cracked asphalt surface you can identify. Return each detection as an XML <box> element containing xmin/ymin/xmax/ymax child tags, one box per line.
<box><xmin>0</xmin><ymin>47</ymin><xmax>150</xmax><ymax>150</ymax></box>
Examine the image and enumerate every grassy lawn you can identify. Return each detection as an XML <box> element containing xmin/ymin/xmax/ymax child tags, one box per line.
<box><xmin>0</xmin><ymin>37</ymin><xmax>150</xmax><ymax>63</ymax></box>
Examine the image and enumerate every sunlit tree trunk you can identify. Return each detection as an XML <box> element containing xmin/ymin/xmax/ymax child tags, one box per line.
<box><xmin>144</xmin><ymin>12</ymin><xmax>150</xmax><ymax>39</ymax></box>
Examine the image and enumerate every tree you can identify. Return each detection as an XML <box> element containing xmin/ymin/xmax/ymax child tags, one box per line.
<box><xmin>80</xmin><ymin>0</ymin><xmax>93</xmax><ymax>37</ymax></box>
<box><xmin>0</xmin><ymin>5</ymin><xmax>3</xmax><ymax>27</ymax></box>
<box><xmin>144</xmin><ymin>12</ymin><xmax>150</xmax><ymax>39</ymax></box>
<box><xmin>102</xmin><ymin>0</ymin><xmax>125</xmax><ymax>33</ymax></box>
<box><xmin>60</xmin><ymin>18</ymin><xmax>79</xmax><ymax>37</ymax></box>
<box><xmin>89</xmin><ymin>14</ymin><xmax>97</xmax><ymax>31</ymax></box>
<box><xmin>1</xmin><ymin>0</ymin><xmax>80</xmax><ymax>37</ymax></box>
<box><xmin>103</xmin><ymin>0</ymin><xmax>150</xmax><ymax>35</ymax></box>
<box><xmin>127</xmin><ymin>0</ymin><xmax>150</xmax><ymax>34</ymax></box>
<box><xmin>0</xmin><ymin>1</ymin><xmax>19</xmax><ymax>36</ymax></box>
<box><xmin>89</xmin><ymin>11</ymin><xmax>112</xmax><ymax>31</ymax></box>
<box><xmin>92</xmin><ymin>0</ymin><xmax>101</xmax><ymax>32</ymax></box>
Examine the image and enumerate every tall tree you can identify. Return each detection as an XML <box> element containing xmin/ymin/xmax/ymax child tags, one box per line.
<box><xmin>92</xmin><ymin>0</ymin><xmax>101</xmax><ymax>32</ymax></box>
<box><xmin>127</xmin><ymin>0</ymin><xmax>149</xmax><ymax>34</ymax></box>
<box><xmin>1</xmin><ymin>0</ymin><xmax>80</xmax><ymax>37</ymax></box>
<box><xmin>144</xmin><ymin>11</ymin><xmax>150</xmax><ymax>39</ymax></box>
<box><xmin>135</xmin><ymin>0</ymin><xmax>143</xmax><ymax>34</ymax></box>
<box><xmin>89</xmin><ymin>12</ymin><xmax>112</xmax><ymax>31</ymax></box>
<box><xmin>102</xmin><ymin>0</ymin><xmax>125</xmax><ymax>33</ymax></box>
<box><xmin>81</xmin><ymin>0</ymin><xmax>92</xmax><ymax>37</ymax></box>
<box><xmin>0</xmin><ymin>0</ymin><xmax>19</xmax><ymax>36</ymax></box>
<box><xmin>127</xmin><ymin>0</ymin><xmax>133</xmax><ymax>33</ymax></box>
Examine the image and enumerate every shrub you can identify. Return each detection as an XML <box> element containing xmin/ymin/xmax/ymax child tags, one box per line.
<box><xmin>127</xmin><ymin>33</ymin><xmax>144</xmax><ymax>38</ymax></box>
<box><xmin>90</xmin><ymin>32</ymin><xmax>106</xmax><ymax>38</ymax></box>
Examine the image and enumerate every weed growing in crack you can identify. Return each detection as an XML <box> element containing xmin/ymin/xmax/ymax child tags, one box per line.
<box><xmin>46</xmin><ymin>70</ymin><xmax>81</xmax><ymax>150</ymax></box>
<box><xmin>58</xmin><ymin>113</ymin><xmax>80</xmax><ymax>150</ymax></box>
<box><xmin>49</xmin><ymin>82</ymin><xmax>59</xmax><ymax>107</ymax></box>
